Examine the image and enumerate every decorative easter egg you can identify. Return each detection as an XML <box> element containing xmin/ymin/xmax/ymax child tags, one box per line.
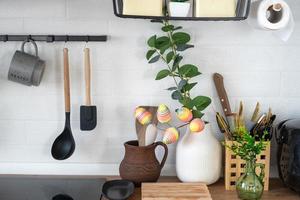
<box><xmin>189</xmin><ymin>118</ymin><xmax>205</xmax><ymax>133</ymax></box>
<box><xmin>135</xmin><ymin>107</ymin><xmax>152</xmax><ymax>125</ymax></box>
<box><xmin>163</xmin><ymin>127</ymin><xmax>179</xmax><ymax>144</ymax></box>
<box><xmin>157</xmin><ymin>104</ymin><xmax>172</xmax><ymax>123</ymax></box>
<box><xmin>176</xmin><ymin>107</ymin><xmax>193</xmax><ymax>123</ymax></box>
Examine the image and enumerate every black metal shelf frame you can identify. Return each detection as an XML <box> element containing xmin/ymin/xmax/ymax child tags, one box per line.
<box><xmin>0</xmin><ymin>35</ymin><xmax>108</xmax><ymax>43</ymax></box>
<box><xmin>113</xmin><ymin>0</ymin><xmax>251</xmax><ymax>21</ymax></box>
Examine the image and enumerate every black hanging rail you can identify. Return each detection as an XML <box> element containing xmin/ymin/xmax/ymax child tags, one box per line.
<box><xmin>0</xmin><ymin>35</ymin><xmax>108</xmax><ymax>43</ymax></box>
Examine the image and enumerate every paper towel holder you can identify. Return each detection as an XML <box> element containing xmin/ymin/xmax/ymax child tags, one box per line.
<box><xmin>112</xmin><ymin>0</ymin><xmax>251</xmax><ymax>21</ymax></box>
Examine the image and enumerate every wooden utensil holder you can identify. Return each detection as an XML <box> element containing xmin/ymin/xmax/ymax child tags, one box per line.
<box><xmin>225</xmin><ymin>140</ymin><xmax>271</xmax><ymax>191</ymax></box>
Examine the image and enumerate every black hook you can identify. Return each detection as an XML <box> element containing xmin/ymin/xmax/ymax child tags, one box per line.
<box><xmin>64</xmin><ymin>35</ymin><xmax>69</xmax><ymax>43</ymax></box>
<box><xmin>85</xmin><ymin>35</ymin><xmax>89</xmax><ymax>43</ymax></box>
<box><xmin>47</xmin><ymin>35</ymin><xmax>54</xmax><ymax>43</ymax></box>
<box><xmin>3</xmin><ymin>35</ymin><xmax>8</xmax><ymax>42</ymax></box>
<box><xmin>26</xmin><ymin>35</ymin><xmax>32</xmax><ymax>42</ymax></box>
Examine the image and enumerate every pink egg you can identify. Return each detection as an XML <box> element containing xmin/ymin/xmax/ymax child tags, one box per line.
<box><xmin>189</xmin><ymin>118</ymin><xmax>205</xmax><ymax>133</ymax></box>
<box><xmin>163</xmin><ymin>127</ymin><xmax>179</xmax><ymax>144</ymax></box>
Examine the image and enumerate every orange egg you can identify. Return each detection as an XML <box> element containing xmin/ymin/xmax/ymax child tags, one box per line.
<box><xmin>189</xmin><ymin>118</ymin><xmax>205</xmax><ymax>133</ymax></box>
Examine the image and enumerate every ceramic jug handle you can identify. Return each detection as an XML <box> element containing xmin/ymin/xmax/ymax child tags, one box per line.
<box><xmin>155</xmin><ymin>142</ymin><xmax>168</xmax><ymax>170</ymax></box>
<box><xmin>255</xmin><ymin>163</ymin><xmax>265</xmax><ymax>184</ymax></box>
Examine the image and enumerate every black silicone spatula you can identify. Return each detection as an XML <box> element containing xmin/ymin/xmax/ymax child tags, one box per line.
<box><xmin>51</xmin><ymin>48</ymin><xmax>75</xmax><ymax>160</ymax></box>
<box><xmin>80</xmin><ymin>48</ymin><xmax>97</xmax><ymax>131</ymax></box>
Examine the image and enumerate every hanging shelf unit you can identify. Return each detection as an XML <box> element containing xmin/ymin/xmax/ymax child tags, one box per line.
<box><xmin>113</xmin><ymin>0</ymin><xmax>251</xmax><ymax>21</ymax></box>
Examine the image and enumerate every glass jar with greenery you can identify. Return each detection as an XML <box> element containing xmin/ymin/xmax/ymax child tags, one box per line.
<box><xmin>225</xmin><ymin>127</ymin><xmax>267</xmax><ymax>200</ymax></box>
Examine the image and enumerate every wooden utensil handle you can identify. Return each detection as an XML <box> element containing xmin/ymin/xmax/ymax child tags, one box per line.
<box><xmin>213</xmin><ymin>73</ymin><xmax>232</xmax><ymax>116</ymax></box>
<box><xmin>84</xmin><ymin>48</ymin><xmax>91</xmax><ymax>106</ymax></box>
<box><xmin>64</xmin><ymin>48</ymin><xmax>71</xmax><ymax>112</ymax></box>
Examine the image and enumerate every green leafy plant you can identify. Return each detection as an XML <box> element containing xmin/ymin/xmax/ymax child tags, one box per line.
<box><xmin>146</xmin><ymin>20</ymin><xmax>211</xmax><ymax>118</ymax></box>
<box><xmin>225</xmin><ymin>127</ymin><xmax>267</xmax><ymax>161</ymax></box>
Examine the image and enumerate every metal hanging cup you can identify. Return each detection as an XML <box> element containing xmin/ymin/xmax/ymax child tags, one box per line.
<box><xmin>8</xmin><ymin>39</ymin><xmax>45</xmax><ymax>86</ymax></box>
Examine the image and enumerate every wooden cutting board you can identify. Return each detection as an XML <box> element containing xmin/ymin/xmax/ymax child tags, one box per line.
<box><xmin>142</xmin><ymin>182</ymin><xmax>212</xmax><ymax>200</ymax></box>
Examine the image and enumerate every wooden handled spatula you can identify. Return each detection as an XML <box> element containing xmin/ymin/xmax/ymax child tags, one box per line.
<box><xmin>80</xmin><ymin>48</ymin><xmax>97</xmax><ymax>131</ymax></box>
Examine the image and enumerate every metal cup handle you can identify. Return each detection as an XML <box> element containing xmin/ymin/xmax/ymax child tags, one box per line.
<box><xmin>21</xmin><ymin>39</ymin><xmax>39</xmax><ymax>57</ymax></box>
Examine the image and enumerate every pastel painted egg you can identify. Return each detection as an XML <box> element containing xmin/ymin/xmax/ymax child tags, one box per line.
<box><xmin>157</xmin><ymin>104</ymin><xmax>172</xmax><ymax>123</ymax></box>
<box><xmin>176</xmin><ymin>107</ymin><xmax>193</xmax><ymax>123</ymax></box>
<box><xmin>135</xmin><ymin>107</ymin><xmax>152</xmax><ymax>125</ymax></box>
<box><xmin>189</xmin><ymin>118</ymin><xmax>205</xmax><ymax>133</ymax></box>
<box><xmin>163</xmin><ymin>127</ymin><xmax>179</xmax><ymax>144</ymax></box>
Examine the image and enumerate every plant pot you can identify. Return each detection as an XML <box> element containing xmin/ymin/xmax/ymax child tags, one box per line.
<box><xmin>176</xmin><ymin>123</ymin><xmax>222</xmax><ymax>184</ymax></box>
<box><xmin>119</xmin><ymin>140</ymin><xmax>168</xmax><ymax>186</ymax></box>
<box><xmin>169</xmin><ymin>2</ymin><xmax>191</xmax><ymax>17</ymax></box>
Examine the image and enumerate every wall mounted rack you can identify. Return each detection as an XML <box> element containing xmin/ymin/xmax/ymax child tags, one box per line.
<box><xmin>0</xmin><ymin>35</ymin><xmax>108</xmax><ymax>43</ymax></box>
<box><xmin>113</xmin><ymin>0</ymin><xmax>251</xmax><ymax>21</ymax></box>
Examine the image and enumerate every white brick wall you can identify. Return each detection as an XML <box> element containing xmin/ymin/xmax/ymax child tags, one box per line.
<box><xmin>0</xmin><ymin>0</ymin><xmax>299</xmax><ymax>176</ymax></box>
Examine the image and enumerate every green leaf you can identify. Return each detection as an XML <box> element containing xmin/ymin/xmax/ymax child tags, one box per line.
<box><xmin>147</xmin><ymin>35</ymin><xmax>156</xmax><ymax>47</ymax></box>
<box><xmin>159</xmin><ymin>43</ymin><xmax>171</xmax><ymax>54</ymax></box>
<box><xmin>173</xmin><ymin>26</ymin><xmax>183</xmax><ymax>31</ymax></box>
<box><xmin>192</xmin><ymin>96</ymin><xmax>211</xmax><ymax>111</ymax></box>
<box><xmin>179</xmin><ymin>97</ymin><xmax>193</xmax><ymax>109</ymax></box>
<box><xmin>178</xmin><ymin>80</ymin><xmax>187</xmax><ymax>90</ymax></box>
<box><xmin>166</xmin><ymin>86</ymin><xmax>177</xmax><ymax>91</ymax></box>
<box><xmin>155</xmin><ymin>36</ymin><xmax>170</xmax><ymax>49</ymax></box>
<box><xmin>182</xmin><ymin>82</ymin><xmax>197</xmax><ymax>92</ymax></box>
<box><xmin>166</xmin><ymin>51</ymin><xmax>174</xmax><ymax>63</ymax></box>
<box><xmin>148</xmin><ymin>55</ymin><xmax>160</xmax><ymax>64</ymax></box>
<box><xmin>178</xmin><ymin>64</ymin><xmax>201</xmax><ymax>78</ymax></box>
<box><xmin>192</xmin><ymin>110</ymin><xmax>204</xmax><ymax>118</ymax></box>
<box><xmin>172</xmin><ymin>54</ymin><xmax>183</xmax><ymax>71</ymax></box>
<box><xmin>146</xmin><ymin>50</ymin><xmax>156</xmax><ymax>60</ymax></box>
<box><xmin>172</xmin><ymin>32</ymin><xmax>190</xmax><ymax>45</ymax></box>
<box><xmin>155</xmin><ymin>69</ymin><xmax>171</xmax><ymax>80</ymax></box>
<box><xmin>171</xmin><ymin>90</ymin><xmax>182</xmax><ymax>100</ymax></box>
<box><xmin>177</xmin><ymin>44</ymin><xmax>194</xmax><ymax>51</ymax></box>
<box><xmin>162</xmin><ymin>25</ymin><xmax>175</xmax><ymax>32</ymax></box>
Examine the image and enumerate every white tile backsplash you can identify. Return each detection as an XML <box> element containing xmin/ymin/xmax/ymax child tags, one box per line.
<box><xmin>0</xmin><ymin>0</ymin><xmax>299</xmax><ymax>176</ymax></box>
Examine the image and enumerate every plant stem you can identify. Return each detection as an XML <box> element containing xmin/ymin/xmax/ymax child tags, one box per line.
<box><xmin>155</xmin><ymin>49</ymin><xmax>180</xmax><ymax>90</ymax></box>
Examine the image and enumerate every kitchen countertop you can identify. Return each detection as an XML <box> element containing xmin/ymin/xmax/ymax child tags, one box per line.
<box><xmin>107</xmin><ymin>177</ymin><xmax>300</xmax><ymax>200</ymax></box>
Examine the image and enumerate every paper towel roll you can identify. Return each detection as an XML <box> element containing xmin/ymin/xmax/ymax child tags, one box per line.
<box><xmin>248</xmin><ymin>0</ymin><xmax>294</xmax><ymax>42</ymax></box>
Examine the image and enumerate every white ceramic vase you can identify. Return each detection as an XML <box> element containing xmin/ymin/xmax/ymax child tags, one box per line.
<box><xmin>169</xmin><ymin>2</ymin><xmax>190</xmax><ymax>17</ymax></box>
<box><xmin>176</xmin><ymin>123</ymin><xmax>222</xmax><ymax>184</ymax></box>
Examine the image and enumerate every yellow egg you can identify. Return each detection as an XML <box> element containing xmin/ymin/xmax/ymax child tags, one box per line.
<box><xmin>163</xmin><ymin>127</ymin><xmax>179</xmax><ymax>144</ymax></box>
<box><xmin>135</xmin><ymin>107</ymin><xmax>152</xmax><ymax>125</ymax></box>
<box><xmin>157</xmin><ymin>104</ymin><xmax>172</xmax><ymax>123</ymax></box>
<box><xmin>189</xmin><ymin>118</ymin><xmax>205</xmax><ymax>133</ymax></box>
<box><xmin>176</xmin><ymin>107</ymin><xmax>193</xmax><ymax>123</ymax></box>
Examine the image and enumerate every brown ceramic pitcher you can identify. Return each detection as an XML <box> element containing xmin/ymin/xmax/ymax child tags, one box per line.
<box><xmin>119</xmin><ymin>140</ymin><xmax>168</xmax><ymax>186</ymax></box>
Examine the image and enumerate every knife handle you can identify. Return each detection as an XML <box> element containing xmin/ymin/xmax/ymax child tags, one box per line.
<box><xmin>213</xmin><ymin>73</ymin><xmax>232</xmax><ymax>116</ymax></box>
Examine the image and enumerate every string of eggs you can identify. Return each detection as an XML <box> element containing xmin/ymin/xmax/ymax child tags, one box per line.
<box><xmin>134</xmin><ymin>104</ymin><xmax>205</xmax><ymax>145</ymax></box>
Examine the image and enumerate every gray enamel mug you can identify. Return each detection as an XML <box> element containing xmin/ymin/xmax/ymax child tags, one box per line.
<box><xmin>8</xmin><ymin>39</ymin><xmax>45</xmax><ymax>86</ymax></box>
